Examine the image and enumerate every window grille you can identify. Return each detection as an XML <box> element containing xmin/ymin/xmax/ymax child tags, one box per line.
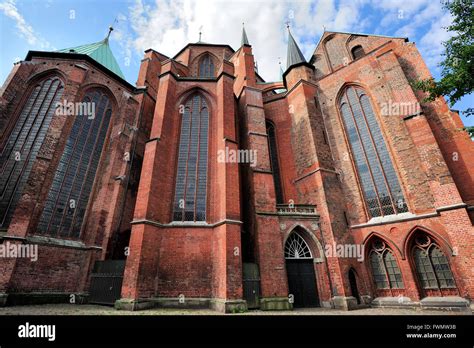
<box><xmin>412</xmin><ymin>234</ymin><xmax>455</xmax><ymax>289</ymax></box>
<box><xmin>173</xmin><ymin>94</ymin><xmax>209</xmax><ymax>222</ymax></box>
<box><xmin>368</xmin><ymin>239</ymin><xmax>404</xmax><ymax>289</ymax></box>
<box><xmin>339</xmin><ymin>86</ymin><xmax>408</xmax><ymax>218</ymax></box>
<box><xmin>37</xmin><ymin>89</ymin><xmax>112</xmax><ymax>238</ymax></box>
<box><xmin>0</xmin><ymin>77</ymin><xmax>64</xmax><ymax>228</ymax></box>
<box><xmin>285</xmin><ymin>233</ymin><xmax>312</xmax><ymax>259</ymax></box>
<box><xmin>198</xmin><ymin>55</ymin><xmax>215</xmax><ymax>77</ymax></box>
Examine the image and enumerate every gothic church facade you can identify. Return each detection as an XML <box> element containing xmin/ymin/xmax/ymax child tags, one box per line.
<box><xmin>0</xmin><ymin>26</ymin><xmax>473</xmax><ymax>312</ymax></box>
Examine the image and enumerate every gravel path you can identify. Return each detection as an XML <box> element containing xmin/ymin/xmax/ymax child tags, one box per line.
<box><xmin>0</xmin><ymin>304</ymin><xmax>470</xmax><ymax>315</ymax></box>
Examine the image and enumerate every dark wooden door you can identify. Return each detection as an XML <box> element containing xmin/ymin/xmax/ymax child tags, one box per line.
<box><xmin>242</xmin><ymin>263</ymin><xmax>261</xmax><ymax>309</ymax></box>
<box><xmin>286</xmin><ymin>259</ymin><xmax>319</xmax><ymax>308</ymax></box>
<box><xmin>89</xmin><ymin>260</ymin><xmax>125</xmax><ymax>305</ymax></box>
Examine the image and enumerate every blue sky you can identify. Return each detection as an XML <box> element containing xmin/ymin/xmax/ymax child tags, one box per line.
<box><xmin>0</xmin><ymin>0</ymin><xmax>472</xmax><ymax>125</ymax></box>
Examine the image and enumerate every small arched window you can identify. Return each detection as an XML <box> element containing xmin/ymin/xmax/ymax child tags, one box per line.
<box><xmin>285</xmin><ymin>233</ymin><xmax>312</xmax><ymax>259</ymax></box>
<box><xmin>173</xmin><ymin>93</ymin><xmax>209</xmax><ymax>222</ymax></box>
<box><xmin>0</xmin><ymin>76</ymin><xmax>64</xmax><ymax>228</ymax></box>
<box><xmin>412</xmin><ymin>233</ymin><xmax>456</xmax><ymax>289</ymax></box>
<box><xmin>266</xmin><ymin>121</ymin><xmax>283</xmax><ymax>203</ymax></box>
<box><xmin>351</xmin><ymin>45</ymin><xmax>364</xmax><ymax>60</ymax></box>
<box><xmin>339</xmin><ymin>86</ymin><xmax>407</xmax><ymax>218</ymax></box>
<box><xmin>368</xmin><ymin>238</ymin><xmax>404</xmax><ymax>289</ymax></box>
<box><xmin>198</xmin><ymin>54</ymin><xmax>215</xmax><ymax>78</ymax></box>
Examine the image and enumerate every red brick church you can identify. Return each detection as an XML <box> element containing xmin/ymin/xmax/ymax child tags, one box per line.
<box><xmin>0</xmin><ymin>25</ymin><xmax>473</xmax><ymax>312</ymax></box>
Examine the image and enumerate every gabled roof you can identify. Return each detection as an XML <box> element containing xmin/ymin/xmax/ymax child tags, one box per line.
<box><xmin>312</xmin><ymin>30</ymin><xmax>408</xmax><ymax>55</ymax></box>
<box><xmin>57</xmin><ymin>38</ymin><xmax>125</xmax><ymax>79</ymax></box>
<box><xmin>172</xmin><ymin>42</ymin><xmax>235</xmax><ymax>60</ymax></box>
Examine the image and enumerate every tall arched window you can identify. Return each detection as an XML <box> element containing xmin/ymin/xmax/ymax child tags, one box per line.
<box><xmin>37</xmin><ymin>89</ymin><xmax>112</xmax><ymax>238</ymax></box>
<box><xmin>412</xmin><ymin>233</ymin><xmax>455</xmax><ymax>290</ymax></box>
<box><xmin>368</xmin><ymin>238</ymin><xmax>404</xmax><ymax>289</ymax></box>
<box><xmin>173</xmin><ymin>93</ymin><xmax>209</xmax><ymax>222</ymax></box>
<box><xmin>266</xmin><ymin>121</ymin><xmax>283</xmax><ymax>203</ymax></box>
<box><xmin>0</xmin><ymin>76</ymin><xmax>64</xmax><ymax>228</ymax></box>
<box><xmin>198</xmin><ymin>54</ymin><xmax>214</xmax><ymax>77</ymax></box>
<box><xmin>339</xmin><ymin>86</ymin><xmax>408</xmax><ymax>218</ymax></box>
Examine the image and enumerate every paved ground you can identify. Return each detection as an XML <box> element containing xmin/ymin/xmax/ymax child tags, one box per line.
<box><xmin>0</xmin><ymin>304</ymin><xmax>471</xmax><ymax>315</ymax></box>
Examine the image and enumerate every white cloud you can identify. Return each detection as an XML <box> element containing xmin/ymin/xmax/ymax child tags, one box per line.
<box><xmin>118</xmin><ymin>0</ymin><xmax>374</xmax><ymax>82</ymax></box>
<box><xmin>114</xmin><ymin>0</ymin><xmax>452</xmax><ymax>82</ymax></box>
<box><xmin>418</xmin><ymin>11</ymin><xmax>453</xmax><ymax>72</ymax></box>
<box><xmin>0</xmin><ymin>0</ymin><xmax>50</xmax><ymax>49</ymax></box>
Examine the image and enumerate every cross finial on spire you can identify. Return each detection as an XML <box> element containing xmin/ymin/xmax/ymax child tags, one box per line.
<box><xmin>106</xmin><ymin>26</ymin><xmax>114</xmax><ymax>41</ymax></box>
<box><xmin>198</xmin><ymin>25</ymin><xmax>203</xmax><ymax>42</ymax></box>
<box><xmin>105</xmin><ymin>17</ymin><xmax>118</xmax><ymax>42</ymax></box>
<box><xmin>286</xmin><ymin>21</ymin><xmax>291</xmax><ymax>31</ymax></box>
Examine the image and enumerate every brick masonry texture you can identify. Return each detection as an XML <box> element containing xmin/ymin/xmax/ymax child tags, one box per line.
<box><xmin>0</xmin><ymin>32</ymin><xmax>473</xmax><ymax>311</ymax></box>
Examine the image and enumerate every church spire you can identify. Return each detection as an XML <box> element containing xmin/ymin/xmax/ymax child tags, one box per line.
<box><xmin>286</xmin><ymin>23</ymin><xmax>306</xmax><ymax>70</ymax></box>
<box><xmin>241</xmin><ymin>23</ymin><xmax>250</xmax><ymax>46</ymax></box>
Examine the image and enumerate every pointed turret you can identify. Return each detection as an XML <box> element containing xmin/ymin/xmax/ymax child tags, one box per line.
<box><xmin>241</xmin><ymin>23</ymin><xmax>250</xmax><ymax>46</ymax></box>
<box><xmin>57</xmin><ymin>26</ymin><xmax>125</xmax><ymax>79</ymax></box>
<box><xmin>286</xmin><ymin>26</ymin><xmax>306</xmax><ymax>70</ymax></box>
<box><xmin>282</xmin><ymin>24</ymin><xmax>315</xmax><ymax>89</ymax></box>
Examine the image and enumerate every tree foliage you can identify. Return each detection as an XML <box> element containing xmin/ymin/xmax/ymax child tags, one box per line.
<box><xmin>412</xmin><ymin>0</ymin><xmax>473</xmax><ymax>118</ymax></box>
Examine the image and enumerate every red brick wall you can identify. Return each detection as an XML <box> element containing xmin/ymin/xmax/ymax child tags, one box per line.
<box><xmin>0</xmin><ymin>53</ymin><xmax>153</xmax><ymax>295</ymax></box>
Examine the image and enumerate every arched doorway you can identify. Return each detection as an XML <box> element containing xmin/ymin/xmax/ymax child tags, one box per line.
<box><xmin>285</xmin><ymin>231</ymin><xmax>319</xmax><ymax>308</ymax></box>
<box><xmin>348</xmin><ymin>268</ymin><xmax>360</xmax><ymax>304</ymax></box>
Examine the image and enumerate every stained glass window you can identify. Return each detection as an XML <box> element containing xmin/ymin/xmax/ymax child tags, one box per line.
<box><xmin>198</xmin><ymin>55</ymin><xmax>214</xmax><ymax>78</ymax></box>
<box><xmin>266</xmin><ymin>121</ymin><xmax>283</xmax><ymax>203</ymax></box>
<box><xmin>0</xmin><ymin>77</ymin><xmax>64</xmax><ymax>228</ymax></box>
<box><xmin>384</xmin><ymin>250</ymin><xmax>404</xmax><ymax>288</ymax></box>
<box><xmin>369</xmin><ymin>239</ymin><xmax>404</xmax><ymax>289</ymax></box>
<box><xmin>37</xmin><ymin>89</ymin><xmax>112</xmax><ymax>238</ymax></box>
<box><xmin>412</xmin><ymin>234</ymin><xmax>455</xmax><ymax>289</ymax></box>
<box><xmin>339</xmin><ymin>86</ymin><xmax>408</xmax><ymax>218</ymax></box>
<box><xmin>370</xmin><ymin>252</ymin><xmax>389</xmax><ymax>289</ymax></box>
<box><xmin>173</xmin><ymin>94</ymin><xmax>209</xmax><ymax>222</ymax></box>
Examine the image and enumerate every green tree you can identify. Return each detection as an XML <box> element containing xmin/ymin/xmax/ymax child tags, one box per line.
<box><xmin>466</xmin><ymin>125</ymin><xmax>474</xmax><ymax>138</ymax></box>
<box><xmin>412</xmin><ymin>0</ymin><xmax>473</xmax><ymax>118</ymax></box>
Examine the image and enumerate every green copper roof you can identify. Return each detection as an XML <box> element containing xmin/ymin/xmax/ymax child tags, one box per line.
<box><xmin>57</xmin><ymin>38</ymin><xmax>125</xmax><ymax>79</ymax></box>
